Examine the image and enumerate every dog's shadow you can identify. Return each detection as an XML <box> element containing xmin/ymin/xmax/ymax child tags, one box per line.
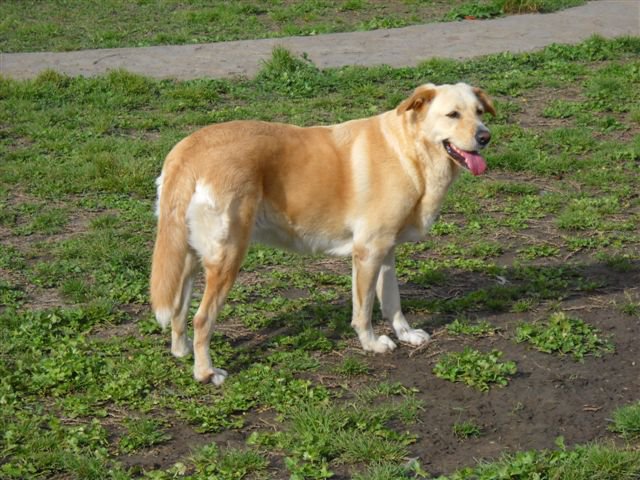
<box><xmin>221</xmin><ymin>258</ymin><xmax>639</xmax><ymax>371</ymax></box>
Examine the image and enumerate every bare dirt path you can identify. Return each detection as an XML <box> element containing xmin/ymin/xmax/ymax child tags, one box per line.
<box><xmin>1</xmin><ymin>0</ymin><xmax>637</xmax><ymax>80</ymax></box>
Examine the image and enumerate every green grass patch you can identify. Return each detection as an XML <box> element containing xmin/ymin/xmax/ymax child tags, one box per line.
<box><xmin>515</xmin><ymin>311</ymin><xmax>613</xmax><ymax>360</ymax></box>
<box><xmin>0</xmin><ymin>0</ymin><xmax>588</xmax><ymax>53</ymax></box>
<box><xmin>453</xmin><ymin>420</ymin><xmax>483</xmax><ymax>439</ymax></box>
<box><xmin>187</xmin><ymin>443</ymin><xmax>269</xmax><ymax>480</ymax></box>
<box><xmin>249</xmin><ymin>386</ymin><xmax>422</xmax><ymax>478</ymax></box>
<box><xmin>437</xmin><ymin>438</ymin><xmax>640</xmax><ymax>480</ymax></box>
<box><xmin>118</xmin><ymin>418</ymin><xmax>171</xmax><ymax>454</ymax></box>
<box><xmin>0</xmin><ymin>0</ymin><xmax>554</xmax><ymax>53</ymax></box>
<box><xmin>433</xmin><ymin>348</ymin><xmax>517</xmax><ymax>391</ymax></box>
<box><xmin>334</xmin><ymin>356</ymin><xmax>370</xmax><ymax>377</ymax></box>
<box><xmin>610</xmin><ymin>402</ymin><xmax>640</xmax><ymax>441</ymax></box>
<box><xmin>446</xmin><ymin>0</ymin><xmax>584</xmax><ymax>20</ymax></box>
<box><xmin>446</xmin><ymin>318</ymin><xmax>499</xmax><ymax>337</ymax></box>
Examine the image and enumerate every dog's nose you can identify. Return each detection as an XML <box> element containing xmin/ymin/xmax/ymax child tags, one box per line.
<box><xmin>476</xmin><ymin>129</ymin><xmax>491</xmax><ymax>146</ymax></box>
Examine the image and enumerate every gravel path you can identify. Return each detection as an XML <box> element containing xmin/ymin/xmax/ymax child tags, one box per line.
<box><xmin>0</xmin><ymin>0</ymin><xmax>637</xmax><ymax>80</ymax></box>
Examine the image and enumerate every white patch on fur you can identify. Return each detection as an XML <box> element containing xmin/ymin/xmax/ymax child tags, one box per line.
<box><xmin>154</xmin><ymin>174</ymin><xmax>163</xmax><ymax>217</ymax></box>
<box><xmin>358</xmin><ymin>332</ymin><xmax>397</xmax><ymax>353</ymax></box>
<box><xmin>155</xmin><ymin>308</ymin><xmax>172</xmax><ymax>330</ymax></box>
<box><xmin>186</xmin><ymin>181</ymin><xmax>230</xmax><ymax>261</ymax></box>
<box><xmin>393</xmin><ymin>315</ymin><xmax>431</xmax><ymax>346</ymax></box>
<box><xmin>171</xmin><ymin>331</ymin><xmax>192</xmax><ymax>358</ymax></box>
<box><xmin>211</xmin><ymin>368</ymin><xmax>228</xmax><ymax>386</ymax></box>
<box><xmin>397</xmin><ymin>328</ymin><xmax>430</xmax><ymax>346</ymax></box>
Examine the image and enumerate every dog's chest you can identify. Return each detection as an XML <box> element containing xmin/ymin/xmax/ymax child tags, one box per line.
<box><xmin>397</xmin><ymin>167</ymin><xmax>458</xmax><ymax>242</ymax></box>
<box><xmin>397</xmin><ymin>211</ymin><xmax>439</xmax><ymax>242</ymax></box>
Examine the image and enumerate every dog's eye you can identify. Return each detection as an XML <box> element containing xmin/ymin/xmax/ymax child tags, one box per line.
<box><xmin>446</xmin><ymin>111</ymin><xmax>460</xmax><ymax>119</ymax></box>
<box><xmin>476</xmin><ymin>108</ymin><xmax>484</xmax><ymax>115</ymax></box>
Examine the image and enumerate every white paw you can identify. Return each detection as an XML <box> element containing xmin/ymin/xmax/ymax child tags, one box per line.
<box><xmin>211</xmin><ymin>368</ymin><xmax>228</xmax><ymax>386</ymax></box>
<box><xmin>362</xmin><ymin>334</ymin><xmax>397</xmax><ymax>353</ymax></box>
<box><xmin>171</xmin><ymin>336</ymin><xmax>193</xmax><ymax>358</ymax></box>
<box><xmin>194</xmin><ymin>367</ymin><xmax>228</xmax><ymax>385</ymax></box>
<box><xmin>397</xmin><ymin>328</ymin><xmax>430</xmax><ymax>346</ymax></box>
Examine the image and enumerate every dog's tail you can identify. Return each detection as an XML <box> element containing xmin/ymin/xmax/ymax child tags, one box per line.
<box><xmin>150</xmin><ymin>159</ymin><xmax>195</xmax><ymax>330</ymax></box>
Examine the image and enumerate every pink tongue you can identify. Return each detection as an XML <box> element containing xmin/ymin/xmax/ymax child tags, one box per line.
<box><xmin>462</xmin><ymin>151</ymin><xmax>487</xmax><ymax>176</ymax></box>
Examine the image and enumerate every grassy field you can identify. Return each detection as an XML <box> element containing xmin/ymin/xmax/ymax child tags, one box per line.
<box><xmin>0</xmin><ymin>0</ymin><xmax>586</xmax><ymax>52</ymax></box>
<box><xmin>1</xmin><ymin>27</ymin><xmax>640</xmax><ymax>480</ymax></box>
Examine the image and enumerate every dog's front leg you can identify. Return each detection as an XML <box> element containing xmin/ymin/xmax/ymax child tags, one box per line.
<box><xmin>376</xmin><ymin>250</ymin><xmax>430</xmax><ymax>346</ymax></box>
<box><xmin>351</xmin><ymin>244</ymin><xmax>397</xmax><ymax>353</ymax></box>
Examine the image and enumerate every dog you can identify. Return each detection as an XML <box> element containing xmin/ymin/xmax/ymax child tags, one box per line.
<box><xmin>150</xmin><ymin>82</ymin><xmax>495</xmax><ymax>385</ymax></box>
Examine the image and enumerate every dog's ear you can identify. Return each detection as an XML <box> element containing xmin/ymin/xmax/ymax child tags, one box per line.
<box><xmin>473</xmin><ymin>87</ymin><xmax>496</xmax><ymax>116</ymax></box>
<box><xmin>397</xmin><ymin>86</ymin><xmax>436</xmax><ymax>115</ymax></box>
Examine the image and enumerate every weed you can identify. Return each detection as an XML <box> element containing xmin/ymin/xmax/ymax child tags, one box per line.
<box><xmin>446</xmin><ymin>0</ymin><xmax>585</xmax><ymax>21</ymax></box>
<box><xmin>433</xmin><ymin>348</ymin><xmax>517</xmax><ymax>391</ymax></box>
<box><xmin>118</xmin><ymin>418</ymin><xmax>171</xmax><ymax>453</ymax></box>
<box><xmin>248</xmin><ymin>387</ymin><xmax>421</xmax><ymax>478</ymax></box>
<box><xmin>176</xmin><ymin>360</ymin><xmax>329</xmax><ymax>433</ymax></box>
<box><xmin>0</xmin><ymin>280</ymin><xmax>25</xmax><ymax>309</ymax></box>
<box><xmin>511</xmin><ymin>298</ymin><xmax>537</xmax><ymax>313</ymax></box>
<box><xmin>610</xmin><ymin>402</ymin><xmax>640</xmax><ymax>441</ymax></box>
<box><xmin>453</xmin><ymin>420</ymin><xmax>483</xmax><ymax>439</ymax></box>
<box><xmin>616</xmin><ymin>292</ymin><xmax>640</xmax><ymax>317</ymax></box>
<box><xmin>436</xmin><ymin>438</ymin><xmax>640</xmax><ymax>479</ymax></box>
<box><xmin>519</xmin><ymin>244</ymin><xmax>561</xmax><ymax>260</ymax></box>
<box><xmin>334</xmin><ymin>356</ymin><xmax>370</xmax><ymax>377</ymax></box>
<box><xmin>256</xmin><ymin>47</ymin><xmax>328</xmax><ymax>98</ymax></box>
<box><xmin>189</xmin><ymin>443</ymin><xmax>269</xmax><ymax>479</ymax></box>
<box><xmin>446</xmin><ymin>318</ymin><xmax>499</xmax><ymax>337</ymax></box>
<box><xmin>275</xmin><ymin>327</ymin><xmax>334</xmax><ymax>352</ymax></box>
<box><xmin>352</xmin><ymin>462</ymin><xmax>423</xmax><ymax>480</ymax></box>
<box><xmin>515</xmin><ymin>312</ymin><xmax>613</xmax><ymax>360</ymax></box>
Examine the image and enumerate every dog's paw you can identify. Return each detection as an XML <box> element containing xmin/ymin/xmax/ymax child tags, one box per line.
<box><xmin>362</xmin><ymin>334</ymin><xmax>397</xmax><ymax>353</ymax></box>
<box><xmin>171</xmin><ymin>336</ymin><xmax>193</xmax><ymax>358</ymax></box>
<box><xmin>397</xmin><ymin>328</ymin><xmax>430</xmax><ymax>346</ymax></box>
<box><xmin>211</xmin><ymin>368</ymin><xmax>228</xmax><ymax>386</ymax></box>
<box><xmin>194</xmin><ymin>367</ymin><xmax>228</xmax><ymax>385</ymax></box>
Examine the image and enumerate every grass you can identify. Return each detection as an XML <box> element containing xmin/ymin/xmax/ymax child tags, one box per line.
<box><xmin>0</xmin><ymin>0</ymin><xmax>586</xmax><ymax>53</ymax></box>
<box><xmin>433</xmin><ymin>348</ymin><xmax>518</xmax><ymax>391</ymax></box>
<box><xmin>446</xmin><ymin>0</ymin><xmax>584</xmax><ymax>20</ymax></box>
<box><xmin>248</xmin><ymin>389</ymin><xmax>422</xmax><ymax>478</ymax></box>
<box><xmin>453</xmin><ymin>420</ymin><xmax>483</xmax><ymax>439</ymax></box>
<box><xmin>515</xmin><ymin>311</ymin><xmax>613</xmax><ymax>360</ymax></box>
<box><xmin>446</xmin><ymin>318</ymin><xmax>499</xmax><ymax>337</ymax></box>
<box><xmin>436</xmin><ymin>438</ymin><xmax>640</xmax><ymax>480</ymax></box>
<box><xmin>610</xmin><ymin>402</ymin><xmax>640</xmax><ymax>441</ymax></box>
<box><xmin>118</xmin><ymin>418</ymin><xmax>172</xmax><ymax>454</ymax></box>
<box><xmin>0</xmin><ymin>34</ymin><xmax>639</xmax><ymax>478</ymax></box>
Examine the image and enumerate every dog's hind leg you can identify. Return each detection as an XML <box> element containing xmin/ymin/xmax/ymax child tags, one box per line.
<box><xmin>187</xmin><ymin>188</ymin><xmax>255</xmax><ymax>385</ymax></box>
<box><xmin>192</xmin><ymin>241</ymin><xmax>247</xmax><ymax>385</ymax></box>
<box><xmin>375</xmin><ymin>250</ymin><xmax>430</xmax><ymax>346</ymax></box>
<box><xmin>170</xmin><ymin>251</ymin><xmax>197</xmax><ymax>358</ymax></box>
<box><xmin>351</xmin><ymin>242</ymin><xmax>397</xmax><ymax>353</ymax></box>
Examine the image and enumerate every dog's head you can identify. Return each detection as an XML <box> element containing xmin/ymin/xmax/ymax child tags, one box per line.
<box><xmin>397</xmin><ymin>83</ymin><xmax>495</xmax><ymax>176</ymax></box>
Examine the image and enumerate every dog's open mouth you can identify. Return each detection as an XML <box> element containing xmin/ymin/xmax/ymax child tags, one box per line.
<box><xmin>443</xmin><ymin>140</ymin><xmax>487</xmax><ymax>176</ymax></box>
